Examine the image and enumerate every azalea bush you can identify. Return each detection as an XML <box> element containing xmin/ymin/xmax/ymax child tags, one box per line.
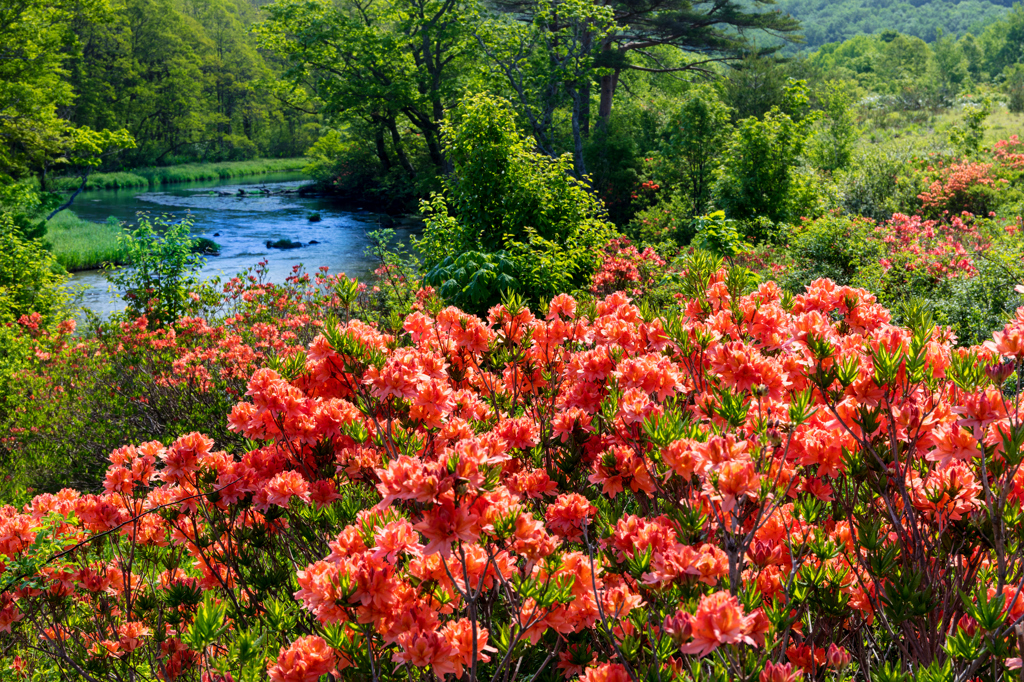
<box><xmin>775</xmin><ymin>210</ymin><xmax>1024</xmax><ymax>344</ymax></box>
<box><xmin>4</xmin><ymin>264</ymin><xmax>1024</xmax><ymax>680</ymax></box>
<box><xmin>0</xmin><ymin>261</ymin><xmax>370</xmax><ymax>500</ymax></box>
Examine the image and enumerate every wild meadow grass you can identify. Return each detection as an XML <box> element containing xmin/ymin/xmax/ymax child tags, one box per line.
<box><xmin>45</xmin><ymin>212</ymin><xmax>125</xmax><ymax>271</ymax></box>
<box><xmin>49</xmin><ymin>157</ymin><xmax>308</xmax><ymax>192</ymax></box>
<box><xmin>856</xmin><ymin>104</ymin><xmax>1024</xmax><ymax>151</ymax></box>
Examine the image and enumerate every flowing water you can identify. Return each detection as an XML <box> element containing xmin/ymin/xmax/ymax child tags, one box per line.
<box><xmin>66</xmin><ymin>172</ymin><xmax>405</xmax><ymax>316</ymax></box>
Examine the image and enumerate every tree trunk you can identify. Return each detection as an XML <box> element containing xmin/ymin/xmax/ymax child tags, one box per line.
<box><xmin>373</xmin><ymin>124</ymin><xmax>393</xmax><ymax>171</ymax></box>
<box><xmin>598</xmin><ymin>67</ymin><xmax>620</xmax><ymax>127</ymax></box>
<box><xmin>579</xmin><ymin>28</ymin><xmax>592</xmax><ymax>138</ymax></box>
<box><xmin>385</xmin><ymin>117</ymin><xmax>416</xmax><ymax>176</ymax></box>
<box><xmin>47</xmin><ymin>170</ymin><xmax>91</xmax><ymax>221</ymax></box>
<box><xmin>579</xmin><ymin>79</ymin><xmax>591</xmax><ymax>138</ymax></box>
<box><xmin>423</xmin><ymin>127</ymin><xmax>445</xmax><ymax>171</ymax></box>
<box><xmin>570</xmin><ymin>88</ymin><xmax>587</xmax><ymax>178</ymax></box>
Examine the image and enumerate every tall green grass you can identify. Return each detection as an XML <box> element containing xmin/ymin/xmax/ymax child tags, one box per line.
<box><xmin>45</xmin><ymin>212</ymin><xmax>126</xmax><ymax>271</ymax></box>
<box><xmin>49</xmin><ymin>157</ymin><xmax>308</xmax><ymax>192</ymax></box>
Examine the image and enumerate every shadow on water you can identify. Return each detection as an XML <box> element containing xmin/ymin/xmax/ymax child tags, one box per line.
<box><xmin>67</xmin><ymin>173</ymin><xmax>414</xmax><ymax>317</ymax></box>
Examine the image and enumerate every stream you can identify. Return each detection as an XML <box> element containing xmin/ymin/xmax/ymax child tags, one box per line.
<box><xmin>65</xmin><ymin>172</ymin><xmax>407</xmax><ymax>317</ymax></box>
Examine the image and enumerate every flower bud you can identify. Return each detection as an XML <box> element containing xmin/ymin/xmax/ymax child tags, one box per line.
<box><xmin>825</xmin><ymin>643</ymin><xmax>851</xmax><ymax>669</ymax></box>
<box><xmin>957</xmin><ymin>613</ymin><xmax>978</xmax><ymax>637</ymax></box>
<box><xmin>985</xmin><ymin>359</ymin><xmax>1016</xmax><ymax>385</ymax></box>
<box><xmin>661</xmin><ymin>611</ymin><xmax>693</xmax><ymax>646</ymax></box>
<box><xmin>760</xmin><ymin>661</ymin><xmax>801</xmax><ymax>682</ymax></box>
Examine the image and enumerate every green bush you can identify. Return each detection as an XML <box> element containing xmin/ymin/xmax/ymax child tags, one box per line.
<box><xmin>691</xmin><ymin>210</ymin><xmax>751</xmax><ymax>258</ymax></box>
<box><xmin>808</xmin><ymin>80</ymin><xmax>859</xmax><ymax>173</ymax></box>
<box><xmin>106</xmin><ymin>216</ymin><xmax>204</xmax><ymax>328</ymax></box>
<box><xmin>715</xmin><ymin>82</ymin><xmax>817</xmax><ymax>223</ymax></box>
<box><xmin>779</xmin><ymin>213</ymin><xmax>880</xmax><ymax>290</ymax></box>
<box><xmin>1005</xmin><ymin>64</ymin><xmax>1024</xmax><ymax>114</ymax></box>
<box><xmin>424</xmin><ymin>250</ymin><xmax>518</xmax><ymax>314</ymax></box>
<box><xmin>650</xmin><ymin>88</ymin><xmax>731</xmax><ymax>218</ymax></box>
<box><xmin>839</xmin><ymin>144</ymin><xmax>927</xmax><ymax>222</ymax></box>
<box><xmin>926</xmin><ymin>244</ymin><xmax>1024</xmax><ymax>345</ymax></box>
<box><xmin>418</xmin><ymin>93</ymin><xmax>616</xmax><ymax>307</ymax></box>
<box><xmin>626</xmin><ymin>193</ymin><xmax>699</xmax><ymax>248</ymax></box>
<box><xmin>0</xmin><ymin>215</ymin><xmax>71</xmax><ymax>325</ymax></box>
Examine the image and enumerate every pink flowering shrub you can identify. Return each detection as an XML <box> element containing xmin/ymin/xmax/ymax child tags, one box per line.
<box><xmin>871</xmin><ymin>212</ymin><xmax>987</xmax><ymax>280</ymax></box>
<box><xmin>4</xmin><ymin>271</ymin><xmax>1024</xmax><ymax>680</ymax></box>
<box><xmin>773</xmin><ymin>208</ymin><xmax>1024</xmax><ymax>344</ymax></box>
<box><xmin>590</xmin><ymin>238</ymin><xmax>668</xmax><ymax>299</ymax></box>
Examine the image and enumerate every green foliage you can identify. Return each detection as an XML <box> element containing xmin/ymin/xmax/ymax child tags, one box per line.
<box><xmin>364</xmin><ymin>229</ymin><xmax>423</xmax><ymax>331</ymax></box>
<box><xmin>418</xmin><ymin>93</ymin><xmax>616</xmax><ymax>306</ymax></box>
<box><xmin>67</xmin><ymin>0</ymin><xmax>312</xmax><ymax>167</ymax></box>
<box><xmin>988</xmin><ymin>3</ymin><xmax>1024</xmax><ymax>75</ymax></box>
<box><xmin>627</xmin><ymin>193</ymin><xmax>700</xmax><ymax>247</ymax></box>
<box><xmin>780</xmin><ymin>213</ymin><xmax>880</xmax><ymax>290</ymax></box>
<box><xmin>918</xmin><ymin>244</ymin><xmax>1024</xmax><ymax>345</ymax></box>
<box><xmin>478</xmin><ymin>0</ymin><xmax>618</xmax><ymax>174</ymax></box>
<box><xmin>779</xmin><ymin>0</ymin><xmax>1014</xmax><ymax>51</ymax></box>
<box><xmin>948</xmin><ymin>97</ymin><xmax>992</xmax><ymax>155</ymax></box>
<box><xmin>929</xmin><ymin>32</ymin><xmax>970</xmax><ymax>103</ymax></box>
<box><xmin>809</xmin><ymin>80</ymin><xmax>859</xmax><ymax>172</ymax></box>
<box><xmin>0</xmin><ymin>0</ymin><xmax>121</xmax><ymax>179</ymax></box>
<box><xmin>716</xmin><ymin>82</ymin><xmax>817</xmax><ymax>223</ymax></box>
<box><xmin>256</xmin><ymin>0</ymin><xmax>475</xmax><ymax>189</ymax></box>
<box><xmin>0</xmin><ymin>216</ymin><xmax>71</xmax><ymax>326</ymax></box>
<box><xmin>653</xmin><ymin>89</ymin><xmax>731</xmax><ymax>217</ymax></box>
<box><xmin>425</xmin><ymin>251</ymin><xmax>518</xmax><ymax>314</ymax></box>
<box><xmin>106</xmin><ymin>216</ymin><xmax>204</xmax><ymax>328</ymax></box>
<box><xmin>691</xmin><ymin>211</ymin><xmax>751</xmax><ymax>258</ymax></box>
<box><xmin>723</xmin><ymin>55</ymin><xmax>797</xmax><ymax>121</ymax></box>
<box><xmin>840</xmin><ymin>144</ymin><xmax>925</xmax><ymax>222</ymax></box>
<box><xmin>1004</xmin><ymin>63</ymin><xmax>1024</xmax><ymax>112</ymax></box>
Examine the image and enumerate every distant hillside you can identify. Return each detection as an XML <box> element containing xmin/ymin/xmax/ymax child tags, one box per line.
<box><xmin>777</xmin><ymin>0</ymin><xmax>1014</xmax><ymax>49</ymax></box>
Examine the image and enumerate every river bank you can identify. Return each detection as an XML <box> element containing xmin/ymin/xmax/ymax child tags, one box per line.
<box><xmin>47</xmin><ymin>211</ymin><xmax>125</xmax><ymax>271</ymax></box>
<box><xmin>62</xmin><ymin>174</ymin><xmax>409</xmax><ymax>316</ymax></box>
<box><xmin>47</xmin><ymin>157</ymin><xmax>308</xmax><ymax>192</ymax></box>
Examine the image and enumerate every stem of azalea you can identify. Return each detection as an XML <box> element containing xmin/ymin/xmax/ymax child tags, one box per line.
<box><xmin>582</xmin><ymin>524</ymin><xmax>639</xmax><ymax>682</ymax></box>
<box><xmin>526</xmin><ymin>638</ymin><xmax>563</xmax><ymax>682</ymax></box>
<box><xmin>364</xmin><ymin>624</ymin><xmax>379</xmax><ymax>682</ymax></box>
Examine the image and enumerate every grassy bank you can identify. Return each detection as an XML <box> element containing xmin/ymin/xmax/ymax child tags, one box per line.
<box><xmin>46</xmin><ymin>212</ymin><xmax>125</xmax><ymax>271</ymax></box>
<box><xmin>49</xmin><ymin>157</ymin><xmax>308</xmax><ymax>192</ymax></box>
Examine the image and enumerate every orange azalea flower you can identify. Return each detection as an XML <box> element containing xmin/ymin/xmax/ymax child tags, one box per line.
<box><xmin>679</xmin><ymin>590</ymin><xmax>756</xmax><ymax>657</ymax></box>
<box><xmin>392</xmin><ymin>630</ymin><xmax>456</xmax><ymax>677</ymax></box>
<box><xmin>268</xmin><ymin>636</ymin><xmax>336</xmax><ymax>682</ymax></box>
<box><xmin>710</xmin><ymin>459</ymin><xmax>759</xmax><ymax>514</ymax></box>
<box><xmin>580</xmin><ymin>662</ymin><xmax>632</xmax><ymax>682</ymax></box>
<box><xmin>545</xmin><ymin>493</ymin><xmax>597</xmax><ymax>542</ymax></box>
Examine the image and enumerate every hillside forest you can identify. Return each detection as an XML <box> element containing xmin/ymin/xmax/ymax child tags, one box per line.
<box><xmin>10</xmin><ymin>0</ymin><xmax>1024</xmax><ymax>681</ymax></box>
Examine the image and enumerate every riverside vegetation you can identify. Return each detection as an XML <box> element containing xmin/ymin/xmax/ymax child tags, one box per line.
<box><xmin>11</xmin><ymin>0</ymin><xmax>1024</xmax><ymax>680</ymax></box>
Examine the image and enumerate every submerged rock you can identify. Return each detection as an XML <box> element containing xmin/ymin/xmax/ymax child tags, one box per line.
<box><xmin>266</xmin><ymin>238</ymin><xmax>303</xmax><ymax>250</ymax></box>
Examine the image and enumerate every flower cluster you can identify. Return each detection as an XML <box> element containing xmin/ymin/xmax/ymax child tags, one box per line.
<box><xmin>3</xmin><ymin>268</ymin><xmax>1024</xmax><ymax>681</ymax></box>
<box><xmin>590</xmin><ymin>238</ymin><xmax>667</xmax><ymax>297</ymax></box>
<box><xmin>873</xmin><ymin>212</ymin><xmax>985</xmax><ymax>280</ymax></box>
